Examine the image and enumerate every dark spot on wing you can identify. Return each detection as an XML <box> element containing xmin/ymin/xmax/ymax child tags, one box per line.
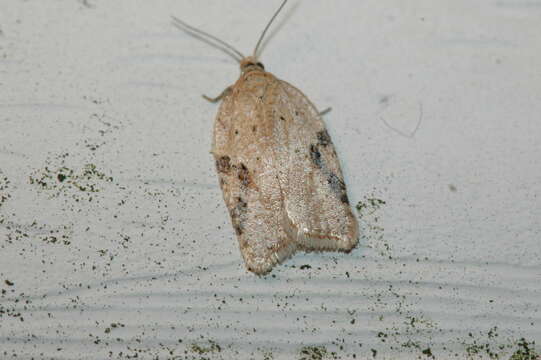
<box><xmin>328</xmin><ymin>173</ymin><xmax>346</xmax><ymax>193</ymax></box>
<box><xmin>252</xmin><ymin>125</ymin><xmax>257</xmax><ymax>133</ymax></box>
<box><xmin>235</xmin><ymin>129</ymin><xmax>239</xmax><ymax>135</ymax></box>
<box><xmin>309</xmin><ymin>144</ymin><xmax>323</xmax><ymax>168</ymax></box>
<box><xmin>328</xmin><ymin>172</ymin><xmax>348</xmax><ymax>202</ymax></box>
<box><xmin>216</xmin><ymin>155</ymin><xmax>231</xmax><ymax>173</ymax></box>
<box><xmin>279</xmin><ymin>116</ymin><xmax>285</xmax><ymax>121</ymax></box>
<box><xmin>238</xmin><ymin>163</ymin><xmax>252</xmax><ymax>187</ymax></box>
<box><xmin>231</xmin><ymin>196</ymin><xmax>248</xmax><ymax>236</ymax></box>
<box><xmin>317</xmin><ymin>130</ymin><xmax>332</xmax><ymax>146</ymax></box>
<box><xmin>309</xmin><ymin>142</ymin><xmax>351</xmax><ymax>204</ymax></box>
<box><xmin>233</xmin><ymin>224</ymin><xmax>243</xmax><ymax>235</ymax></box>
<box><xmin>237</xmin><ymin>196</ymin><xmax>247</xmax><ymax>209</ymax></box>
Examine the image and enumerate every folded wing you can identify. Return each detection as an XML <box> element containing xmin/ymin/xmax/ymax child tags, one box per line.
<box><xmin>212</xmin><ymin>71</ymin><xmax>358</xmax><ymax>275</ymax></box>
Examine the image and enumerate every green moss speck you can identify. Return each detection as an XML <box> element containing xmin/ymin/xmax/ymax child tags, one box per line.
<box><xmin>509</xmin><ymin>338</ymin><xmax>538</xmax><ymax>360</ymax></box>
<box><xmin>299</xmin><ymin>345</ymin><xmax>328</xmax><ymax>360</ymax></box>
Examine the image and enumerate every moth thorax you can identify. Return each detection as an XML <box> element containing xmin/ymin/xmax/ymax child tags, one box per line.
<box><xmin>240</xmin><ymin>56</ymin><xmax>265</xmax><ymax>73</ymax></box>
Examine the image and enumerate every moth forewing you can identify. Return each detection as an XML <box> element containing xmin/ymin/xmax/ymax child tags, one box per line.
<box><xmin>270</xmin><ymin>79</ymin><xmax>358</xmax><ymax>252</ymax></box>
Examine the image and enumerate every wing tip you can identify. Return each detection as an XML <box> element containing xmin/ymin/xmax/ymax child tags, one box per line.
<box><xmin>240</xmin><ymin>216</ymin><xmax>359</xmax><ymax>275</ymax></box>
<box><xmin>242</xmin><ymin>233</ymin><xmax>359</xmax><ymax>275</ymax></box>
<box><xmin>243</xmin><ymin>241</ymin><xmax>299</xmax><ymax>276</ymax></box>
<box><xmin>295</xmin><ymin>217</ymin><xmax>360</xmax><ymax>253</ymax></box>
<box><xmin>299</xmin><ymin>235</ymin><xmax>359</xmax><ymax>253</ymax></box>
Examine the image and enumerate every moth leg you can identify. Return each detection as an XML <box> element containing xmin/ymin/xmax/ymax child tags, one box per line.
<box><xmin>319</xmin><ymin>107</ymin><xmax>332</xmax><ymax>116</ymax></box>
<box><xmin>202</xmin><ymin>86</ymin><xmax>232</xmax><ymax>103</ymax></box>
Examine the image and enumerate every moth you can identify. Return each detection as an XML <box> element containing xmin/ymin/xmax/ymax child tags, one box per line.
<box><xmin>172</xmin><ymin>0</ymin><xmax>359</xmax><ymax>275</ymax></box>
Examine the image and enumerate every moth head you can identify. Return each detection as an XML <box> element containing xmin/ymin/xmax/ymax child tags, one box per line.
<box><xmin>240</xmin><ymin>56</ymin><xmax>265</xmax><ymax>73</ymax></box>
<box><xmin>171</xmin><ymin>0</ymin><xmax>286</xmax><ymax>74</ymax></box>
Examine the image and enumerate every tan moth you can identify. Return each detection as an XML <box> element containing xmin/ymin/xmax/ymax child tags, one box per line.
<box><xmin>172</xmin><ymin>0</ymin><xmax>359</xmax><ymax>275</ymax></box>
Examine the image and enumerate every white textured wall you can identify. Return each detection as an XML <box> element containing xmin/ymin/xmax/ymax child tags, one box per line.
<box><xmin>0</xmin><ymin>1</ymin><xmax>540</xmax><ymax>358</ymax></box>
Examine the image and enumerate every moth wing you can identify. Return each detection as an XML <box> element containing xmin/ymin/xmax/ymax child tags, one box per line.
<box><xmin>271</xmin><ymin>79</ymin><xmax>359</xmax><ymax>251</ymax></box>
<box><xmin>212</xmin><ymin>77</ymin><xmax>298</xmax><ymax>275</ymax></box>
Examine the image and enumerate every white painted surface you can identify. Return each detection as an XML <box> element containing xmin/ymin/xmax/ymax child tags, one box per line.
<box><xmin>0</xmin><ymin>1</ymin><xmax>540</xmax><ymax>359</ymax></box>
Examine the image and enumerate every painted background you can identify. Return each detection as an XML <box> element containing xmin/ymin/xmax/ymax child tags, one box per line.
<box><xmin>1</xmin><ymin>1</ymin><xmax>540</xmax><ymax>359</ymax></box>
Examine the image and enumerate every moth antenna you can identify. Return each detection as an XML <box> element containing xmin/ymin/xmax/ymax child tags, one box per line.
<box><xmin>253</xmin><ymin>0</ymin><xmax>288</xmax><ymax>58</ymax></box>
<box><xmin>171</xmin><ymin>15</ymin><xmax>245</xmax><ymax>63</ymax></box>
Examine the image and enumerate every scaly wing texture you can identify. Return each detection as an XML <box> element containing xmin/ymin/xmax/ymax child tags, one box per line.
<box><xmin>212</xmin><ymin>72</ymin><xmax>295</xmax><ymax>275</ymax></box>
<box><xmin>270</xmin><ymin>79</ymin><xmax>359</xmax><ymax>252</ymax></box>
<box><xmin>212</xmin><ymin>71</ymin><xmax>358</xmax><ymax>275</ymax></box>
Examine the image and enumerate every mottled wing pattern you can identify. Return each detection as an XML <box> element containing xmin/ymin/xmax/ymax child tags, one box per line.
<box><xmin>212</xmin><ymin>70</ymin><xmax>358</xmax><ymax>275</ymax></box>
<box><xmin>271</xmin><ymin>80</ymin><xmax>359</xmax><ymax>251</ymax></box>
<box><xmin>212</xmin><ymin>72</ymin><xmax>295</xmax><ymax>274</ymax></box>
